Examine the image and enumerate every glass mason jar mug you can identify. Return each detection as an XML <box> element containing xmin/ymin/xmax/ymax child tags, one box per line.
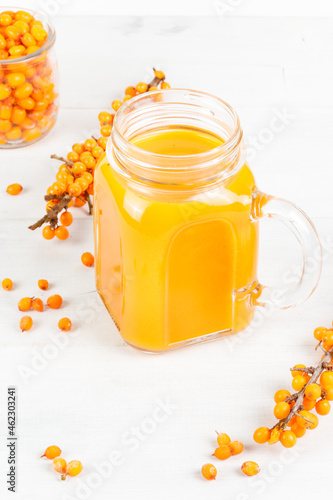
<box><xmin>94</xmin><ymin>89</ymin><xmax>321</xmax><ymax>352</ymax></box>
<box><xmin>0</xmin><ymin>7</ymin><xmax>58</xmax><ymax>148</ymax></box>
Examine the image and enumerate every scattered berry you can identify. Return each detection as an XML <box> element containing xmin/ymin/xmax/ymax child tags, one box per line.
<box><xmin>241</xmin><ymin>461</ymin><xmax>260</xmax><ymax>476</ymax></box>
<box><xmin>2</xmin><ymin>278</ymin><xmax>13</xmax><ymax>290</ymax></box>
<box><xmin>215</xmin><ymin>431</ymin><xmax>230</xmax><ymax>447</ymax></box>
<box><xmin>38</xmin><ymin>279</ymin><xmax>49</xmax><ymax>290</ymax></box>
<box><xmin>58</xmin><ymin>317</ymin><xmax>71</xmax><ymax>331</ymax></box>
<box><xmin>20</xmin><ymin>315</ymin><xmax>33</xmax><ymax>332</ymax></box>
<box><xmin>81</xmin><ymin>252</ymin><xmax>94</xmax><ymax>267</ymax></box>
<box><xmin>47</xmin><ymin>294</ymin><xmax>63</xmax><ymax>309</ymax></box>
<box><xmin>6</xmin><ymin>183</ymin><xmax>22</xmax><ymax>195</ymax></box>
<box><xmin>65</xmin><ymin>460</ymin><xmax>83</xmax><ymax>478</ymax></box>
<box><xmin>212</xmin><ymin>445</ymin><xmax>231</xmax><ymax>460</ymax></box>
<box><xmin>53</xmin><ymin>457</ymin><xmax>67</xmax><ymax>479</ymax></box>
<box><xmin>18</xmin><ymin>297</ymin><xmax>32</xmax><ymax>311</ymax></box>
<box><xmin>32</xmin><ymin>297</ymin><xmax>43</xmax><ymax>312</ymax></box>
<box><xmin>229</xmin><ymin>441</ymin><xmax>243</xmax><ymax>456</ymax></box>
<box><xmin>41</xmin><ymin>445</ymin><xmax>62</xmax><ymax>459</ymax></box>
<box><xmin>201</xmin><ymin>463</ymin><xmax>217</xmax><ymax>481</ymax></box>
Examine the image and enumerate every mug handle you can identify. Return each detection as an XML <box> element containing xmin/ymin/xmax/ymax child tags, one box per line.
<box><xmin>251</xmin><ymin>191</ymin><xmax>322</xmax><ymax>309</ymax></box>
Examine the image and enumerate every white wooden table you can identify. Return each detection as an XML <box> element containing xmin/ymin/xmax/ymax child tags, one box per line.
<box><xmin>1</xmin><ymin>2</ymin><xmax>333</xmax><ymax>499</ymax></box>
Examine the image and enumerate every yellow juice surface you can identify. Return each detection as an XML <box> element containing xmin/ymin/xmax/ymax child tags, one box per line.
<box><xmin>94</xmin><ymin>127</ymin><xmax>259</xmax><ymax>351</ymax></box>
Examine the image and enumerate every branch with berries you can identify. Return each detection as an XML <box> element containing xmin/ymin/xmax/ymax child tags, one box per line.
<box><xmin>253</xmin><ymin>325</ymin><xmax>333</xmax><ymax>448</ymax></box>
<box><xmin>28</xmin><ymin>69</ymin><xmax>170</xmax><ymax>240</ymax></box>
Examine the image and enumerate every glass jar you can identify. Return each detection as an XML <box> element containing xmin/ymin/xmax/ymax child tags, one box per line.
<box><xmin>94</xmin><ymin>89</ymin><xmax>321</xmax><ymax>353</ymax></box>
<box><xmin>0</xmin><ymin>7</ymin><xmax>58</xmax><ymax>148</ymax></box>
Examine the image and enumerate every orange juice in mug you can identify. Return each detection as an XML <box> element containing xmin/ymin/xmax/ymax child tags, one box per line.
<box><xmin>93</xmin><ymin>89</ymin><xmax>321</xmax><ymax>352</ymax></box>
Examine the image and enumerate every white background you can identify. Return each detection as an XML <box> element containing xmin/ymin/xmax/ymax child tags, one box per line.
<box><xmin>1</xmin><ymin>1</ymin><xmax>333</xmax><ymax>499</ymax></box>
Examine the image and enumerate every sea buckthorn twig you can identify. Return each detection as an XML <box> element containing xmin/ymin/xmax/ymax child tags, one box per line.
<box><xmin>29</xmin><ymin>69</ymin><xmax>170</xmax><ymax>240</ymax></box>
<box><xmin>254</xmin><ymin>325</ymin><xmax>333</xmax><ymax>448</ymax></box>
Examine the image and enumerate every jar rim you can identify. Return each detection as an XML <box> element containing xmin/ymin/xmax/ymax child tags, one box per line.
<box><xmin>111</xmin><ymin>88</ymin><xmax>242</xmax><ymax>163</ymax></box>
<box><xmin>0</xmin><ymin>6</ymin><xmax>56</xmax><ymax>64</ymax></box>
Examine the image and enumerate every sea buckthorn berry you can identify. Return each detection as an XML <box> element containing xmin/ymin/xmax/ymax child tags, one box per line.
<box><xmin>81</xmin><ymin>252</ymin><xmax>94</xmax><ymax>267</ymax></box>
<box><xmin>15</xmin><ymin>11</ymin><xmax>33</xmax><ymax>23</ymax></box>
<box><xmin>52</xmin><ymin>181</ymin><xmax>66</xmax><ymax>195</ymax></box>
<box><xmin>100</xmin><ymin>125</ymin><xmax>112</xmax><ymax>137</ymax></box>
<box><xmin>75</xmin><ymin>178</ymin><xmax>88</xmax><ymax>191</ymax></box>
<box><xmin>6</xmin><ymin>126</ymin><xmax>21</xmax><ymax>140</ymax></box>
<box><xmin>98</xmin><ymin>111</ymin><xmax>113</xmax><ymax>123</ymax></box>
<box><xmin>305</xmin><ymin>383</ymin><xmax>321</xmax><ymax>401</ymax></box>
<box><xmin>125</xmin><ymin>86</ymin><xmax>136</xmax><ymax>97</ymax></box>
<box><xmin>13</xmin><ymin>20</ymin><xmax>29</xmax><ymax>35</ymax></box>
<box><xmin>42</xmin><ymin>225</ymin><xmax>55</xmax><ymax>240</ymax></box>
<box><xmin>6</xmin><ymin>72</ymin><xmax>25</xmax><ymax>87</ymax></box>
<box><xmin>55</xmin><ymin>226</ymin><xmax>69</xmax><ymax>240</ymax></box>
<box><xmin>323</xmin><ymin>386</ymin><xmax>333</xmax><ymax>400</ymax></box>
<box><xmin>292</xmin><ymin>375</ymin><xmax>307</xmax><ymax>391</ymax></box>
<box><xmin>0</xmin><ymin>104</ymin><xmax>12</xmax><ymax>120</ymax></box>
<box><xmin>21</xmin><ymin>32</ymin><xmax>36</xmax><ymax>47</ymax></box>
<box><xmin>6</xmin><ymin>183</ymin><xmax>22</xmax><ymax>195</ymax></box>
<box><xmin>148</xmin><ymin>86</ymin><xmax>158</xmax><ymax>91</ymax></box>
<box><xmin>80</xmin><ymin>155</ymin><xmax>95</xmax><ymax>169</ymax></box>
<box><xmin>14</xmin><ymin>83</ymin><xmax>33</xmax><ymax>99</ymax></box>
<box><xmin>213</xmin><ymin>445</ymin><xmax>231</xmax><ymax>460</ymax></box>
<box><xmin>68</xmin><ymin>183</ymin><xmax>82</xmax><ymax>197</ymax></box>
<box><xmin>201</xmin><ymin>463</ymin><xmax>216</xmax><ymax>481</ymax></box>
<box><xmin>97</xmin><ymin>136</ymin><xmax>108</xmax><ymax>149</ymax></box>
<box><xmin>11</xmin><ymin>107</ymin><xmax>26</xmax><ymax>125</ymax></box>
<box><xmin>274</xmin><ymin>389</ymin><xmax>291</xmax><ymax>403</ymax></box>
<box><xmin>290</xmin><ymin>423</ymin><xmax>306</xmax><ymax>438</ymax></box>
<box><xmin>67</xmin><ymin>151</ymin><xmax>79</xmax><ymax>163</ymax></box>
<box><xmin>154</xmin><ymin>70</ymin><xmax>165</xmax><ymax>80</ymax></box>
<box><xmin>84</xmin><ymin>138</ymin><xmax>97</xmax><ymax>150</ymax></box>
<box><xmin>229</xmin><ymin>441</ymin><xmax>243</xmax><ymax>455</ymax></box>
<box><xmin>241</xmin><ymin>461</ymin><xmax>260</xmax><ymax>476</ymax></box>
<box><xmin>136</xmin><ymin>82</ymin><xmax>148</xmax><ymax>94</ymax></box>
<box><xmin>5</xmin><ymin>25</ymin><xmax>20</xmax><ymax>40</ymax></box>
<box><xmin>82</xmin><ymin>172</ymin><xmax>93</xmax><ymax>184</ymax></box>
<box><xmin>65</xmin><ymin>460</ymin><xmax>83</xmax><ymax>477</ymax></box>
<box><xmin>0</xmin><ymin>13</ymin><xmax>12</xmax><ymax>26</ymax></box>
<box><xmin>274</xmin><ymin>402</ymin><xmax>290</xmax><ymax>420</ymax></box>
<box><xmin>296</xmin><ymin>411</ymin><xmax>318</xmax><ymax>429</ymax></box>
<box><xmin>53</xmin><ymin>457</ymin><xmax>67</xmax><ymax>477</ymax></box>
<box><xmin>72</xmin><ymin>161</ymin><xmax>86</xmax><ymax>175</ymax></box>
<box><xmin>316</xmin><ymin>398</ymin><xmax>331</xmax><ymax>415</ymax></box>
<box><xmin>320</xmin><ymin>371</ymin><xmax>333</xmax><ymax>388</ymax></box>
<box><xmin>58</xmin><ymin>317</ymin><xmax>71</xmax><ymax>332</ymax></box>
<box><xmin>9</xmin><ymin>44</ymin><xmax>26</xmax><ymax>57</ymax></box>
<box><xmin>2</xmin><ymin>278</ymin><xmax>13</xmax><ymax>290</ymax></box>
<box><xmin>87</xmin><ymin>184</ymin><xmax>94</xmax><ymax>196</ymax></box>
<box><xmin>291</xmin><ymin>364</ymin><xmax>306</xmax><ymax>377</ymax></box>
<box><xmin>216</xmin><ymin>432</ymin><xmax>230</xmax><ymax>447</ymax></box>
<box><xmin>123</xmin><ymin>95</ymin><xmax>132</xmax><ymax>102</ymax></box>
<box><xmin>314</xmin><ymin>326</ymin><xmax>327</xmax><ymax>341</ymax></box>
<box><xmin>41</xmin><ymin>445</ymin><xmax>61</xmax><ymax>459</ymax></box>
<box><xmin>38</xmin><ymin>279</ymin><xmax>49</xmax><ymax>290</ymax></box>
<box><xmin>322</xmin><ymin>331</ymin><xmax>333</xmax><ymax>350</ymax></box>
<box><xmin>161</xmin><ymin>81</ymin><xmax>171</xmax><ymax>89</ymax></box>
<box><xmin>302</xmin><ymin>397</ymin><xmax>316</xmax><ymax>411</ymax></box>
<box><xmin>111</xmin><ymin>99</ymin><xmax>122</xmax><ymax>112</ymax></box>
<box><xmin>0</xmin><ymin>84</ymin><xmax>11</xmax><ymax>100</ymax></box>
<box><xmin>18</xmin><ymin>297</ymin><xmax>32</xmax><ymax>311</ymax></box>
<box><xmin>18</xmin><ymin>97</ymin><xmax>35</xmax><ymax>110</ymax></box>
<box><xmin>280</xmin><ymin>430</ymin><xmax>297</xmax><ymax>448</ymax></box>
<box><xmin>92</xmin><ymin>146</ymin><xmax>103</xmax><ymax>159</ymax></box>
<box><xmin>253</xmin><ymin>427</ymin><xmax>270</xmax><ymax>444</ymax></box>
<box><xmin>20</xmin><ymin>315</ymin><xmax>33</xmax><ymax>332</ymax></box>
<box><xmin>32</xmin><ymin>297</ymin><xmax>43</xmax><ymax>312</ymax></box>
<box><xmin>0</xmin><ymin>119</ymin><xmax>12</xmax><ymax>133</ymax></box>
<box><xmin>60</xmin><ymin>211</ymin><xmax>73</xmax><ymax>227</ymax></box>
<box><xmin>31</xmin><ymin>25</ymin><xmax>47</xmax><ymax>42</ymax></box>
<box><xmin>47</xmin><ymin>294</ymin><xmax>62</xmax><ymax>309</ymax></box>
<box><xmin>72</xmin><ymin>143</ymin><xmax>85</xmax><ymax>155</ymax></box>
